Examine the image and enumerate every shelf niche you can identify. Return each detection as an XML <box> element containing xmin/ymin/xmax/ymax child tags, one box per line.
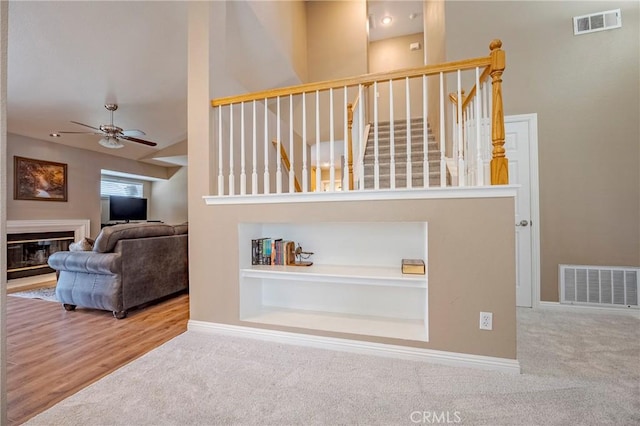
<box><xmin>239</xmin><ymin>222</ymin><xmax>428</xmax><ymax>342</ymax></box>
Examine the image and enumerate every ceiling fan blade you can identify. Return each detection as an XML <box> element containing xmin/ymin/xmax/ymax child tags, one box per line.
<box><xmin>121</xmin><ymin>129</ymin><xmax>146</xmax><ymax>137</ymax></box>
<box><xmin>119</xmin><ymin>135</ymin><xmax>158</xmax><ymax>147</ymax></box>
<box><xmin>70</xmin><ymin>121</ymin><xmax>102</xmax><ymax>131</ymax></box>
<box><xmin>56</xmin><ymin>131</ymin><xmax>102</xmax><ymax>135</ymax></box>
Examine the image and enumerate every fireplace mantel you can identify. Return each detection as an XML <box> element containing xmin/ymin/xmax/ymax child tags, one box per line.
<box><xmin>7</xmin><ymin>219</ymin><xmax>90</xmax><ymax>289</ymax></box>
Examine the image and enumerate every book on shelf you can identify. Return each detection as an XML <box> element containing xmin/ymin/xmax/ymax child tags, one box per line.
<box><xmin>401</xmin><ymin>259</ymin><xmax>425</xmax><ymax>275</ymax></box>
<box><xmin>251</xmin><ymin>238</ymin><xmax>312</xmax><ymax>267</ymax></box>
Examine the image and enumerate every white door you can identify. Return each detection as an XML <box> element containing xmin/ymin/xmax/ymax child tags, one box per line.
<box><xmin>504</xmin><ymin>114</ymin><xmax>538</xmax><ymax>307</ymax></box>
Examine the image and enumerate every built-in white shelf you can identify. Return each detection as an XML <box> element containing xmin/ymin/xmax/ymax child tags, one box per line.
<box><xmin>239</xmin><ymin>222</ymin><xmax>429</xmax><ymax>342</ymax></box>
<box><xmin>241</xmin><ymin>264</ymin><xmax>426</xmax><ymax>288</ymax></box>
<box><xmin>242</xmin><ymin>307</ymin><xmax>428</xmax><ymax>342</ymax></box>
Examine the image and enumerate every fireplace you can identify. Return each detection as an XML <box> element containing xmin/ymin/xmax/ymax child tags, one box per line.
<box><xmin>7</xmin><ymin>231</ymin><xmax>74</xmax><ymax>280</ymax></box>
<box><xmin>6</xmin><ymin>219</ymin><xmax>91</xmax><ymax>289</ymax></box>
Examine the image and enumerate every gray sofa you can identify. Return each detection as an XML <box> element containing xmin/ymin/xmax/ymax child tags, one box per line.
<box><xmin>48</xmin><ymin>222</ymin><xmax>188</xmax><ymax>319</ymax></box>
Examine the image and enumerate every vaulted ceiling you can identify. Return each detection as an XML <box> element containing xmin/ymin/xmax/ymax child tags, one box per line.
<box><xmin>8</xmin><ymin>1</ymin><xmax>188</xmax><ymax>165</ymax></box>
<box><xmin>7</xmin><ymin>1</ymin><xmax>422</xmax><ymax>167</ymax></box>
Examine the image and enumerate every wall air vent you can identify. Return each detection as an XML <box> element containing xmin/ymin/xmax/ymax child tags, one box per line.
<box><xmin>573</xmin><ymin>9</ymin><xmax>621</xmax><ymax>35</ymax></box>
<box><xmin>560</xmin><ymin>265</ymin><xmax>639</xmax><ymax>308</ymax></box>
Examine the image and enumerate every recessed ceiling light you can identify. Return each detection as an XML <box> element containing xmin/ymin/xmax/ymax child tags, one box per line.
<box><xmin>381</xmin><ymin>16</ymin><xmax>392</xmax><ymax>25</ymax></box>
<box><xmin>49</xmin><ymin>133</ymin><xmax>61</xmax><ymax>138</ymax></box>
<box><xmin>409</xmin><ymin>13</ymin><xmax>419</xmax><ymax>20</ymax></box>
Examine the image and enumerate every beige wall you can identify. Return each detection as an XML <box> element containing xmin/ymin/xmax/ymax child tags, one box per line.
<box><xmin>7</xmin><ymin>133</ymin><xmax>186</xmax><ymax>237</ymax></box>
<box><xmin>247</xmin><ymin>0</ymin><xmax>308</xmax><ymax>83</ymax></box>
<box><xmin>190</xmin><ymin>2</ymin><xmax>517</xmax><ymax>360</ymax></box>
<box><xmin>190</xmin><ymin>197</ymin><xmax>516</xmax><ymax>359</ymax></box>
<box><xmin>150</xmin><ymin>166</ymin><xmax>188</xmax><ymax>225</ymax></box>
<box><xmin>424</xmin><ymin>0</ymin><xmax>446</xmax><ymax>143</ymax></box>
<box><xmin>306</xmin><ymin>0</ymin><xmax>368</xmax><ymax>82</ymax></box>
<box><xmin>368</xmin><ymin>32</ymin><xmax>425</xmax><ymax>122</ymax></box>
<box><xmin>445</xmin><ymin>1</ymin><xmax>640</xmax><ymax>301</ymax></box>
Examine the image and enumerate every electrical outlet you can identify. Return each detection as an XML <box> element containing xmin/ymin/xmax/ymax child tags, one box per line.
<box><xmin>479</xmin><ymin>312</ymin><xmax>493</xmax><ymax>330</ymax></box>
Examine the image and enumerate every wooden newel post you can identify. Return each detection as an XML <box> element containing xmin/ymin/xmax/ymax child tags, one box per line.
<box><xmin>347</xmin><ymin>102</ymin><xmax>354</xmax><ymax>191</ymax></box>
<box><xmin>489</xmin><ymin>39</ymin><xmax>508</xmax><ymax>185</ymax></box>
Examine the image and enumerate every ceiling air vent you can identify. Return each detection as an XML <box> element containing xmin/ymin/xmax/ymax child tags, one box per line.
<box><xmin>573</xmin><ymin>9</ymin><xmax>621</xmax><ymax>35</ymax></box>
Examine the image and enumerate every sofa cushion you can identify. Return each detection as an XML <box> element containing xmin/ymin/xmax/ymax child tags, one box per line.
<box><xmin>93</xmin><ymin>223</ymin><xmax>175</xmax><ymax>253</ymax></box>
<box><xmin>173</xmin><ymin>223</ymin><xmax>188</xmax><ymax>235</ymax></box>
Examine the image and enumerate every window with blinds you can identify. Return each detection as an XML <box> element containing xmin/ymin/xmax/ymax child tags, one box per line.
<box><xmin>100</xmin><ymin>177</ymin><xmax>144</xmax><ymax>198</ymax></box>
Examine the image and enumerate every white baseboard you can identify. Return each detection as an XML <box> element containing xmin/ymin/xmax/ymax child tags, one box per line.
<box><xmin>187</xmin><ymin>320</ymin><xmax>521</xmax><ymax>374</ymax></box>
<box><xmin>538</xmin><ymin>301</ymin><xmax>640</xmax><ymax>318</ymax></box>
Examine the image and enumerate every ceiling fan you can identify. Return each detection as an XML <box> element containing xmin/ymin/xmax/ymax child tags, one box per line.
<box><xmin>50</xmin><ymin>104</ymin><xmax>158</xmax><ymax>149</ymax></box>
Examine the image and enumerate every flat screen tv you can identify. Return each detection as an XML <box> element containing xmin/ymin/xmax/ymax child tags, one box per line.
<box><xmin>109</xmin><ymin>196</ymin><xmax>148</xmax><ymax>222</ymax></box>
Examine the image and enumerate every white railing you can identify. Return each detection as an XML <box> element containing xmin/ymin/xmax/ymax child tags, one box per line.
<box><xmin>210</xmin><ymin>40</ymin><xmax>507</xmax><ymax>198</ymax></box>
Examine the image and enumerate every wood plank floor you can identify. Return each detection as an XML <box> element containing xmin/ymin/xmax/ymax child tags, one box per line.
<box><xmin>6</xmin><ymin>292</ymin><xmax>189</xmax><ymax>425</ymax></box>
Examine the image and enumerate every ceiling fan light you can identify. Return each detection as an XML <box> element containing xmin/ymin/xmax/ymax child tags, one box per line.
<box><xmin>99</xmin><ymin>137</ymin><xmax>124</xmax><ymax>149</ymax></box>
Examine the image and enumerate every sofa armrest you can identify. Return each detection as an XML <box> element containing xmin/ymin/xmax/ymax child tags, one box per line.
<box><xmin>48</xmin><ymin>251</ymin><xmax>121</xmax><ymax>275</ymax></box>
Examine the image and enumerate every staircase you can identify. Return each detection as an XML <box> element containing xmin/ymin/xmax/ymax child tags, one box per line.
<box><xmin>362</xmin><ymin>118</ymin><xmax>442</xmax><ymax>189</ymax></box>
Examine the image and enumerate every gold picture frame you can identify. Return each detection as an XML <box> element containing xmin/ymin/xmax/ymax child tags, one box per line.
<box><xmin>14</xmin><ymin>156</ymin><xmax>68</xmax><ymax>202</ymax></box>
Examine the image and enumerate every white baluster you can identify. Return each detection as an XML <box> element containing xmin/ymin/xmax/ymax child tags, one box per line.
<box><xmin>276</xmin><ymin>96</ymin><xmax>282</xmax><ymax>194</ymax></box>
<box><xmin>302</xmin><ymin>92</ymin><xmax>308</xmax><ymax>193</ymax></box>
<box><xmin>374</xmin><ymin>81</ymin><xmax>379</xmax><ymax>190</ymax></box>
<box><xmin>439</xmin><ymin>72</ymin><xmax>446</xmax><ymax>187</ymax></box>
<box><xmin>217</xmin><ymin>106</ymin><xmax>224</xmax><ymax>195</ymax></box>
<box><xmin>229</xmin><ymin>104</ymin><xmax>235</xmax><ymax>195</ymax></box>
<box><xmin>486</xmin><ymin>80</ymin><xmax>492</xmax><ymax>164</ymax></box>
<box><xmin>264</xmin><ymin>98</ymin><xmax>270</xmax><ymax>194</ymax></box>
<box><xmin>456</xmin><ymin>70</ymin><xmax>465</xmax><ymax>187</ymax></box>
<box><xmin>483</xmin><ymin>81</ymin><xmax>489</xmax><ymax>165</ymax></box>
<box><xmin>423</xmin><ymin>74</ymin><xmax>429</xmax><ymax>188</ymax></box>
<box><xmin>389</xmin><ymin>79</ymin><xmax>395</xmax><ymax>190</ymax></box>
<box><xmin>329</xmin><ymin>88</ymin><xmax>335</xmax><ymax>192</ymax></box>
<box><xmin>452</xmin><ymin>102</ymin><xmax>457</xmax><ymax>167</ymax></box>
<box><xmin>289</xmin><ymin>94</ymin><xmax>294</xmax><ymax>193</ymax></box>
<box><xmin>475</xmin><ymin>67</ymin><xmax>483</xmax><ymax>186</ymax></box>
<box><xmin>252</xmin><ymin>100</ymin><xmax>257</xmax><ymax>194</ymax></box>
<box><xmin>315</xmin><ymin>90</ymin><xmax>321</xmax><ymax>192</ymax></box>
<box><xmin>343</xmin><ymin>86</ymin><xmax>348</xmax><ymax>192</ymax></box>
<box><xmin>358</xmin><ymin>84</ymin><xmax>364</xmax><ymax>190</ymax></box>
<box><xmin>405</xmin><ymin>76</ymin><xmax>412</xmax><ymax>189</ymax></box>
<box><xmin>240</xmin><ymin>102</ymin><xmax>246</xmax><ymax>195</ymax></box>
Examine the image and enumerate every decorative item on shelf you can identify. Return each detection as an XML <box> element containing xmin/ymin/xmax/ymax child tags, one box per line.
<box><xmin>401</xmin><ymin>259</ymin><xmax>425</xmax><ymax>275</ymax></box>
<box><xmin>292</xmin><ymin>244</ymin><xmax>313</xmax><ymax>267</ymax></box>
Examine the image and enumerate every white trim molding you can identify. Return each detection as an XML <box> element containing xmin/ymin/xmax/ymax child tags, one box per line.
<box><xmin>188</xmin><ymin>320</ymin><xmax>521</xmax><ymax>374</ymax></box>
<box><xmin>7</xmin><ymin>219</ymin><xmax>90</xmax><ymax>241</ymax></box>
<box><xmin>204</xmin><ymin>185</ymin><xmax>519</xmax><ymax>205</ymax></box>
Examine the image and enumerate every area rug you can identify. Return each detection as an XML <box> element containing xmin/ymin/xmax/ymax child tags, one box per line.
<box><xmin>9</xmin><ymin>286</ymin><xmax>58</xmax><ymax>302</ymax></box>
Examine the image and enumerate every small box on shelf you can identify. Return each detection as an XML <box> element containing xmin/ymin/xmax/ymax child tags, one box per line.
<box><xmin>401</xmin><ymin>259</ymin><xmax>425</xmax><ymax>275</ymax></box>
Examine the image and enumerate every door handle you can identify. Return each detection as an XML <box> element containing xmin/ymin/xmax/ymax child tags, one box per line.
<box><xmin>516</xmin><ymin>220</ymin><xmax>529</xmax><ymax>227</ymax></box>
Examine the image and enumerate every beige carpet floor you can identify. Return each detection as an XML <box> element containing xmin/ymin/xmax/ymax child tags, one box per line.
<box><xmin>26</xmin><ymin>307</ymin><xmax>640</xmax><ymax>425</ymax></box>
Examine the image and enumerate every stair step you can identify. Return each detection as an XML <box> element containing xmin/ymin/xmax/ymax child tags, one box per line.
<box><xmin>363</xmin><ymin>162</ymin><xmax>441</xmax><ymax>176</ymax></box>
<box><xmin>368</xmin><ymin>128</ymin><xmax>433</xmax><ymax>139</ymax></box>
<box><xmin>364</xmin><ymin>151</ymin><xmax>440</xmax><ymax>164</ymax></box>
<box><xmin>365</xmin><ymin>144</ymin><xmax>439</xmax><ymax>156</ymax></box>
<box><xmin>363</xmin><ymin>174</ymin><xmax>443</xmax><ymax>189</ymax></box>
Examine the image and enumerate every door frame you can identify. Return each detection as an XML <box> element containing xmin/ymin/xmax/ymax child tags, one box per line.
<box><xmin>505</xmin><ymin>113</ymin><xmax>541</xmax><ymax>307</ymax></box>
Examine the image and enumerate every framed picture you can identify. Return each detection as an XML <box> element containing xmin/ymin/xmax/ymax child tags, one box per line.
<box><xmin>14</xmin><ymin>156</ymin><xmax>68</xmax><ymax>202</ymax></box>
